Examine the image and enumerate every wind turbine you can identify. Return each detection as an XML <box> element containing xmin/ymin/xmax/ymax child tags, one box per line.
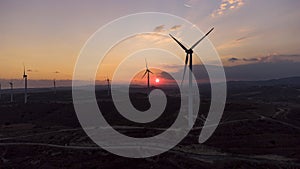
<box><xmin>141</xmin><ymin>59</ymin><xmax>153</xmax><ymax>93</ymax></box>
<box><xmin>169</xmin><ymin>27</ymin><xmax>214</xmax><ymax>127</ymax></box>
<box><xmin>23</xmin><ymin>64</ymin><xmax>28</xmax><ymax>104</ymax></box>
<box><xmin>0</xmin><ymin>83</ymin><xmax>2</xmax><ymax>101</ymax></box>
<box><xmin>105</xmin><ymin>76</ymin><xmax>110</xmax><ymax>96</ymax></box>
<box><xmin>53</xmin><ymin>79</ymin><xmax>56</xmax><ymax>95</ymax></box>
<box><xmin>53</xmin><ymin>71</ymin><xmax>59</xmax><ymax>96</ymax></box>
<box><xmin>9</xmin><ymin>81</ymin><xmax>13</xmax><ymax>103</ymax></box>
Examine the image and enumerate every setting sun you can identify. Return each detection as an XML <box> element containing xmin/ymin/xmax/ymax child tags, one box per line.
<box><xmin>155</xmin><ymin>78</ymin><xmax>160</xmax><ymax>83</ymax></box>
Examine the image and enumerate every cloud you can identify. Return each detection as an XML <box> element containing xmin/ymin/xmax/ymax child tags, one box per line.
<box><xmin>27</xmin><ymin>69</ymin><xmax>38</xmax><ymax>72</ymax></box>
<box><xmin>227</xmin><ymin>54</ymin><xmax>300</xmax><ymax>64</ymax></box>
<box><xmin>162</xmin><ymin>56</ymin><xmax>300</xmax><ymax>82</ymax></box>
<box><xmin>218</xmin><ymin>42</ymin><xmax>241</xmax><ymax>50</ymax></box>
<box><xmin>225</xmin><ymin>54</ymin><xmax>300</xmax><ymax>69</ymax></box>
<box><xmin>170</xmin><ymin>25</ymin><xmax>182</xmax><ymax>31</ymax></box>
<box><xmin>158</xmin><ymin>71</ymin><xmax>174</xmax><ymax>80</ymax></box>
<box><xmin>228</xmin><ymin>57</ymin><xmax>240</xmax><ymax>62</ymax></box>
<box><xmin>258</xmin><ymin>54</ymin><xmax>300</xmax><ymax>63</ymax></box>
<box><xmin>236</xmin><ymin>36</ymin><xmax>249</xmax><ymax>42</ymax></box>
<box><xmin>212</xmin><ymin>0</ymin><xmax>244</xmax><ymax>17</ymax></box>
<box><xmin>153</xmin><ymin>25</ymin><xmax>165</xmax><ymax>32</ymax></box>
<box><xmin>132</xmin><ymin>24</ymin><xmax>182</xmax><ymax>45</ymax></box>
<box><xmin>133</xmin><ymin>33</ymin><xmax>171</xmax><ymax>45</ymax></box>
<box><xmin>184</xmin><ymin>4</ymin><xmax>192</xmax><ymax>8</ymax></box>
<box><xmin>218</xmin><ymin>34</ymin><xmax>256</xmax><ymax>50</ymax></box>
<box><xmin>243</xmin><ymin>58</ymin><xmax>259</xmax><ymax>62</ymax></box>
<box><xmin>240</xmin><ymin>54</ymin><xmax>300</xmax><ymax>63</ymax></box>
<box><xmin>153</xmin><ymin>25</ymin><xmax>182</xmax><ymax>33</ymax></box>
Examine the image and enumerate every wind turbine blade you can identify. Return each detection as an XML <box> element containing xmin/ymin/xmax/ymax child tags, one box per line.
<box><xmin>169</xmin><ymin>34</ymin><xmax>188</xmax><ymax>51</ymax></box>
<box><xmin>190</xmin><ymin>27</ymin><xmax>214</xmax><ymax>50</ymax></box>
<box><xmin>23</xmin><ymin>66</ymin><xmax>25</xmax><ymax>76</ymax></box>
<box><xmin>149</xmin><ymin>70</ymin><xmax>154</xmax><ymax>74</ymax></box>
<box><xmin>141</xmin><ymin>71</ymin><xmax>147</xmax><ymax>79</ymax></box>
<box><xmin>181</xmin><ymin>53</ymin><xmax>189</xmax><ymax>85</ymax></box>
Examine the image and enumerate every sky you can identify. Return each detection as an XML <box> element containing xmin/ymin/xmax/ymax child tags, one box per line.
<box><xmin>1</xmin><ymin>0</ymin><xmax>300</xmax><ymax>87</ymax></box>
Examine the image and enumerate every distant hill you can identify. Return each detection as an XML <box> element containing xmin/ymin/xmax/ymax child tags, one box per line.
<box><xmin>227</xmin><ymin>76</ymin><xmax>300</xmax><ymax>87</ymax></box>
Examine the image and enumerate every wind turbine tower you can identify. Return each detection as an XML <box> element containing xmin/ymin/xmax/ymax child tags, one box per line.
<box><xmin>23</xmin><ymin>65</ymin><xmax>28</xmax><ymax>104</ymax></box>
<box><xmin>169</xmin><ymin>28</ymin><xmax>214</xmax><ymax>127</ymax></box>
<box><xmin>53</xmin><ymin>79</ymin><xmax>56</xmax><ymax>95</ymax></box>
<box><xmin>142</xmin><ymin>59</ymin><xmax>153</xmax><ymax>93</ymax></box>
<box><xmin>105</xmin><ymin>77</ymin><xmax>110</xmax><ymax>96</ymax></box>
<box><xmin>0</xmin><ymin>83</ymin><xmax>2</xmax><ymax>100</ymax></box>
<box><xmin>9</xmin><ymin>82</ymin><xmax>13</xmax><ymax>103</ymax></box>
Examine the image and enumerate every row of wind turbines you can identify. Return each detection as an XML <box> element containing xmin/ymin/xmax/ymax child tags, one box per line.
<box><xmin>0</xmin><ymin>66</ymin><xmax>28</xmax><ymax>104</ymax></box>
<box><xmin>0</xmin><ymin>65</ymin><xmax>58</xmax><ymax>104</ymax></box>
<box><xmin>103</xmin><ymin>58</ymin><xmax>153</xmax><ymax>97</ymax></box>
<box><xmin>0</xmin><ymin>28</ymin><xmax>213</xmax><ymax>107</ymax></box>
<box><xmin>103</xmin><ymin>28</ymin><xmax>214</xmax><ymax>105</ymax></box>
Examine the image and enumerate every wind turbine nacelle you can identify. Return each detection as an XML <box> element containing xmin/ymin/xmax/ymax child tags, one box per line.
<box><xmin>187</xmin><ymin>49</ymin><xmax>193</xmax><ymax>54</ymax></box>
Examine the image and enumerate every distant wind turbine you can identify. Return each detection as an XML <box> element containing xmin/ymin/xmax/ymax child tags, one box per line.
<box><xmin>0</xmin><ymin>83</ymin><xmax>2</xmax><ymax>100</ymax></box>
<box><xmin>23</xmin><ymin>64</ymin><xmax>28</xmax><ymax>104</ymax></box>
<box><xmin>53</xmin><ymin>71</ymin><xmax>60</xmax><ymax>95</ymax></box>
<box><xmin>141</xmin><ymin>59</ymin><xmax>153</xmax><ymax>93</ymax></box>
<box><xmin>9</xmin><ymin>81</ymin><xmax>13</xmax><ymax>103</ymax></box>
<box><xmin>53</xmin><ymin>79</ymin><xmax>56</xmax><ymax>95</ymax></box>
<box><xmin>169</xmin><ymin>27</ymin><xmax>214</xmax><ymax>127</ymax></box>
<box><xmin>105</xmin><ymin>77</ymin><xmax>111</xmax><ymax>96</ymax></box>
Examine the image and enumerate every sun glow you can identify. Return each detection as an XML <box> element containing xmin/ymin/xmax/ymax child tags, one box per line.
<box><xmin>155</xmin><ymin>78</ymin><xmax>160</xmax><ymax>83</ymax></box>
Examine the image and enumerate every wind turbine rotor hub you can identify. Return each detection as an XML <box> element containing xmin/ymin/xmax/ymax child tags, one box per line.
<box><xmin>187</xmin><ymin>49</ymin><xmax>193</xmax><ymax>54</ymax></box>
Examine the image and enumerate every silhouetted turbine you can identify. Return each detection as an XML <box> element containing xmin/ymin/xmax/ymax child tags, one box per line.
<box><xmin>105</xmin><ymin>77</ymin><xmax>111</xmax><ymax>96</ymax></box>
<box><xmin>169</xmin><ymin>27</ymin><xmax>214</xmax><ymax>127</ymax></box>
<box><xmin>23</xmin><ymin>65</ymin><xmax>28</xmax><ymax>104</ymax></box>
<box><xmin>141</xmin><ymin>59</ymin><xmax>153</xmax><ymax>93</ymax></box>
<box><xmin>9</xmin><ymin>82</ymin><xmax>13</xmax><ymax>103</ymax></box>
<box><xmin>53</xmin><ymin>79</ymin><xmax>56</xmax><ymax>95</ymax></box>
<box><xmin>0</xmin><ymin>83</ymin><xmax>2</xmax><ymax>100</ymax></box>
